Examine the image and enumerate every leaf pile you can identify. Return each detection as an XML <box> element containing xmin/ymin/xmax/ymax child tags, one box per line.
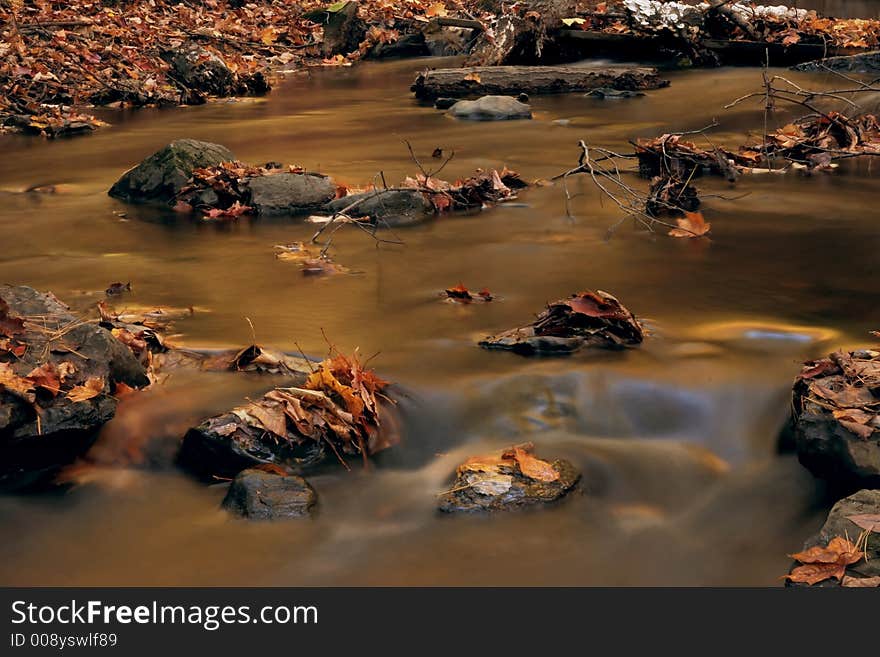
<box><xmin>437</xmin><ymin>442</ymin><xmax>581</xmax><ymax>513</ymax></box>
<box><xmin>191</xmin><ymin>350</ymin><xmax>397</xmax><ymax>473</ymax></box>
<box><xmin>480</xmin><ymin>289</ymin><xmax>644</xmax><ymax>355</ymax></box>
<box><xmin>401</xmin><ymin>167</ymin><xmax>527</xmax><ymax>213</ymax></box>
<box><xmin>581</xmin><ymin>2</ymin><xmax>880</xmax><ymax>52</ymax></box>
<box><xmin>176</xmin><ymin>160</ymin><xmax>305</xmax><ymax>218</ymax></box>
<box><xmin>794</xmin><ymin>349</ymin><xmax>880</xmax><ymax>441</ymax></box>
<box><xmin>786</xmin><ymin>536</ymin><xmax>865</xmax><ymax>585</ymax></box>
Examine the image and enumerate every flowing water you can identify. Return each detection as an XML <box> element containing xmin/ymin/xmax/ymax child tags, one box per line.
<box><xmin>2</xmin><ymin>46</ymin><xmax>880</xmax><ymax>585</ymax></box>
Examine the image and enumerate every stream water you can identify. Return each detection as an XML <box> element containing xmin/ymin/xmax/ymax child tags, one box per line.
<box><xmin>2</xmin><ymin>44</ymin><xmax>880</xmax><ymax>585</ymax></box>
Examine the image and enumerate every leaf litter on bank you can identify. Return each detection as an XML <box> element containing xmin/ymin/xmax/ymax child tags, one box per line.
<box><xmin>785</xmin><ymin>535</ymin><xmax>866</xmax><ymax>585</ymax></box>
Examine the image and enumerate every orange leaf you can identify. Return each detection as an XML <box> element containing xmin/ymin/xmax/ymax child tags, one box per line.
<box><xmin>668</xmin><ymin>211</ymin><xmax>711</xmax><ymax>238</ymax></box>
<box><xmin>512</xmin><ymin>446</ymin><xmax>559</xmax><ymax>482</ymax></box>
<box><xmin>786</xmin><ymin>562</ymin><xmax>846</xmax><ymax>585</ymax></box>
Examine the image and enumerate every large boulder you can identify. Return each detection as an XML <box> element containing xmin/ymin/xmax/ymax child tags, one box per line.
<box><xmin>0</xmin><ymin>286</ymin><xmax>149</xmax><ymax>490</ymax></box>
<box><xmin>222</xmin><ymin>468</ymin><xmax>317</xmax><ymax>520</ymax></box>
<box><xmin>786</xmin><ymin>489</ymin><xmax>880</xmax><ymax>587</ymax></box>
<box><xmin>448</xmin><ymin>95</ymin><xmax>532</xmax><ymax>121</ymax></box>
<box><xmin>324</xmin><ymin>189</ymin><xmax>434</xmax><ymax>227</ymax></box>
<box><xmin>246</xmin><ymin>173</ymin><xmax>337</xmax><ymax>215</ymax></box>
<box><xmin>791</xmin><ymin>349</ymin><xmax>880</xmax><ymax>488</ymax></box>
<box><xmin>108</xmin><ymin>139</ymin><xmax>235</xmax><ymax>205</ymax></box>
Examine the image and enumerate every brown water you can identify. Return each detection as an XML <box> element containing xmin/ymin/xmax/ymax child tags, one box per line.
<box><xmin>1</xmin><ymin>55</ymin><xmax>879</xmax><ymax>585</ymax></box>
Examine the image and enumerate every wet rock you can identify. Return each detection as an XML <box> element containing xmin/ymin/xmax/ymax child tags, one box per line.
<box><xmin>245</xmin><ymin>173</ymin><xmax>337</xmax><ymax>215</ymax></box>
<box><xmin>448</xmin><ymin>95</ymin><xmax>532</xmax><ymax>121</ymax></box>
<box><xmin>793</xmin><ymin>51</ymin><xmax>880</xmax><ymax>74</ymax></box>
<box><xmin>786</xmin><ymin>489</ymin><xmax>880</xmax><ymax>587</ymax></box>
<box><xmin>480</xmin><ymin>290</ymin><xmax>644</xmax><ymax>356</ymax></box>
<box><xmin>585</xmin><ymin>87</ymin><xmax>646</xmax><ymax>99</ymax></box>
<box><xmin>369</xmin><ymin>32</ymin><xmax>429</xmax><ymax>59</ymax></box>
<box><xmin>433</xmin><ymin>97</ymin><xmax>458</xmax><ymax>110</ymax></box>
<box><xmin>437</xmin><ymin>442</ymin><xmax>580</xmax><ymax>513</ymax></box>
<box><xmin>0</xmin><ymin>286</ymin><xmax>149</xmax><ymax>490</ymax></box>
<box><xmin>108</xmin><ymin>139</ymin><xmax>235</xmax><ymax>205</ymax></box>
<box><xmin>160</xmin><ymin>43</ymin><xmax>269</xmax><ymax>101</ymax></box>
<box><xmin>222</xmin><ymin>467</ymin><xmax>317</xmax><ymax>520</ymax></box>
<box><xmin>179</xmin><ymin>354</ymin><xmax>399</xmax><ymax>479</ymax></box>
<box><xmin>325</xmin><ymin>189</ymin><xmax>434</xmax><ymax>227</ymax></box>
<box><xmin>791</xmin><ymin>349</ymin><xmax>880</xmax><ymax>488</ymax></box>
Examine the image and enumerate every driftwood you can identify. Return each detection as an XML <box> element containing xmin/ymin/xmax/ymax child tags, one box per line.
<box><xmin>411</xmin><ymin>65</ymin><xmax>668</xmax><ymax>100</ymax></box>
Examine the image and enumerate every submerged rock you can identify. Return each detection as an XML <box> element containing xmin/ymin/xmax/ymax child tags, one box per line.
<box><xmin>108</xmin><ymin>139</ymin><xmax>235</xmax><ymax>205</ymax></box>
<box><xmin>0</xmin><ymin>286</ymin><xmax>149</xmax><ymax>490</ymax></box>
<box><xmin>324</xmin><ymin>189</ymin><xmax>434</xmax><ymax>227</ymax></box>
<box><xmin>585</xmin><ymin>87</ymin><xmax>645</xmax><ymax>99</ymax></box>
<box><xmin>437</xmin><ymin>443</ymin><xmax>580</xmax><ymax>513</ymax></box>
<box><xmin>791</xmin><ymin>350</ymin><xmax>880</xmax><ymax>488</ymax></box>
<box><xmin>246</xmin><ymin>173</ymin><xmax>337</xmax><ymax>215</ymax></box>
<box><xmin>786</xmin><ymin>489</ymin><xmax>880</xmax><ymax>587</ymax></box>
<box><xmin>222</xmin><ymin>467</ymin><xmax>317</xmax><ymax>520</ymax></box>
<box><xmin>434</xmin><ymin>97</ymin><xmax>458</xmax><ymax>110</ymax></box>
<box><xmin>448</xmin><ymin>95</ymin><xmax>532</xmax><ymax>121</ymax></box>
<box><xmin>480</xmin><ymin>290</ymin><xmax>644</xmax><ymax>356</ymax></box>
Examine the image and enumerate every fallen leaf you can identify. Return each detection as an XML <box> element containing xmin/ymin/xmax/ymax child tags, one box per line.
<box><xmin>512</xmin><ymin>446</ymin><xmax>559</xmax><ymax>482</ymax></box>
<box><xmin>0</xmin><ymin>297</ymin><xmax>26</xmax><ymax>337</ymax></box>
<box><xmin>787</xmin><ymin>562</ymin><xmax>848</xmax><ymax>585</ymax></box>
<box><xmin>463</xmin><ymin>71</ymin><xmax>481</xmax><ymax>83</ymax></box>
<box><xmin>791</xmin><ymin>536</ymin><xmax>864</xmax><ymax>565</ymax></box>
<box><xmin>668</xmin><ymin>211</ymin><xmax>711</xmax><ymax>238</ymax></box>
<box><xmin>842</xmin><ymin>575</ymin><xmax>880</xmax><ymax>587</ymax></box>
<box><xmin>846</xmin><ymin>514</ymin><xmax>880</xmax><ymax>532</ymax></box>
<box><xmin>26</xmin><ymin>363</ymin><xmax>61</xmax><ymax>397</ymax></box>
<box><xmin>0</xmin><ymin>362</ymin><xmax>35</xmax><ymax>402</ymax></box>
<box><xmin>66</xmin><ymin>377</ymin><xmax>105</xmax><ymax>403</ymax></box>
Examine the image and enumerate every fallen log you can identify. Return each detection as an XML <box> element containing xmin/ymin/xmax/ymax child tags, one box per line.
<box><xmin>411</xmin><ymin>65</ymin><xmax>668</xmax><ymax>100</ymax></box>
<box><xmin>793</xmin><ymin>51</ymin><xmax>880</xmax><ymax>74</ymax></box>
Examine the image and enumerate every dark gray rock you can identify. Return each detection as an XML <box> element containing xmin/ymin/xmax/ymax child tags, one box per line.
<box><xmin>585</xmin><ymin>87</ymin><xmax>646</xmax><ymax>99</ymax></box>
<box><xmin>792</xmin><ymin>352</ymin><xmax>880</xmax><ymax>489</ymax></box>
<box><xmin>793</xmin><ymin>51</ymin><xmax>880</xmax><ymax>74</ymax></box>
<box><xmin>108</xmin><ymin>139</ymin><xmax>234</xmax><ymax>205</ymax></box>
<box><xmin>448</xmin><ymin>95</ymin><xmax>532</xmax><ymax>121</ymax></box>
<box><xmin>433</xmin><ymin>97</ymin><xmax>458</xmax><ymax>110</ymax></box>
<box><xmin>786</xmin><ymin>489</ymin><xmax>880</xmax><ymax>587</ymax></box>
<box><xmin>325</xmin><ymin>189</ymin><xmax>434</xmax><ymax>227</ymax></box>
<box><xmin>222</xmin><ymin>468</ymin><xmax>316</xmax><ymax>520</ymax></box>
<box><xmin>160</xmin><ymin>43</ymin><xmax>269</xmax><ymax>100</ymax></box>
<box><xmin>246</xmin><ymin>173</ymin><xmax>337</xmax><ymax>215</ymax></box>
<box><xmin>369</xmin><ymin>32</ymin><xmax>429</xmax><ymax>59</ymax></box>
<box><xmin>1</xmin><ymin>286</ymin><xmax>149</xmax><ymax>490</ymax></box>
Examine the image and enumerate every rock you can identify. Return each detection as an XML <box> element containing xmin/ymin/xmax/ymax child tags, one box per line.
<box><xmin>585</xmin><ymin>87</ymin><xmax>646</xmax><ymax>99</ymax></box>
<box><xmin>108</xmin><ymin>139</ymin><xmax>234</xmax><ymax>205</ymax></box>
<box><xmin>791</xmin><ymin>350</ymin><xmax>880</xmax><ymax>488</ymax></box>
<box><xmin>0</xmin><ymin>286</ymin><xmax>149</xmax><ymax>490</ymax></box>
<box><xmin>480</xmin><ymin>289</ymin><xmax>644</xmax><ymax>356</ymax></box>
<box><xmin>437</xmin><ymin>443</ymin><xmax>580</xmax><ymax>513</ymax></box>
<box><xmin>793</xmin><ymin>51</ymin><xmax>880</xmax><ymax>74</ymax></box>
<box><xmin>245</xmin><ymin>173</ymin><xmax>337</xmax><ymax>215</ymax></box>
<box><xmin>313</xmin><ymin>1</ymin><xmax>366</xmax><ymax>58</ymax></box>
<box><xmin>786</xmin><ymin>489</ymin><xmax>880</xmax><ymax>587</ymax></box>
<box><xmin>423</xmin><ymin>24</ymin><xmax>478</xmax><ymax>57</ymax></box>
<box><xmin>324</xmin><ymin>189</ymin><xmax>434</xmax><ymax>227</ymax></box>
<box><xmin>433</xmin><ymin>97</ymin><xmax>458</xmax><ymax>110</ymax></box>
<box><xmin>448</xmin><ymin>95</ymin><xmax>532</xmax><ymax>121</ymax></box>
<box><xmin>221</xmin><ymin>468</ymin><xmax>317</xmax><ymax>520</ymax></box>
<box><xmin>160</xmin><ymin>43</ymin><xmax>269</xmax><ymax>101</ymax></box>
<box><xmin>412</xmin><ymin>65</ymin><xmax>669</xmax><ymax>101</ymax></box>
<box><xmin>369</xmin><ymin>32</ymin><xmax>429</xmax><ymax>59</ymax></box>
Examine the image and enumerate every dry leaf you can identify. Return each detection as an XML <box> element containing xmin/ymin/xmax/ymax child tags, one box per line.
<box><xmin>66</xmin><ymin>377</ymin><xmax>105</xmax><ymax>403</ymax></box>
<box><xmin>786</xmin><ymin>536</ymin><xmax>864</xmax><ymax>585</ymax></box>
<box><xmin>846</xmin><ymin>514</ymin><xmax>880</xmax><ymax>532</ymax></box>
<box><xmin>512</xmin><ymin>447</ymin><xmax>559</xmax><ymax>482</ymax></box>
<box><xmin>842</xmin><ymin>575</ymin><xmax>880</xmax><ymax>587</ymax></box>
<box><xmin>463</xmin><ymin>71</ymin><xmax>481</xmax><ymax>83</ymax></box>
<box><xmin>668</xmin><ymin>211</ymin><xmax>711</xmax><ymax>238</ymax></box>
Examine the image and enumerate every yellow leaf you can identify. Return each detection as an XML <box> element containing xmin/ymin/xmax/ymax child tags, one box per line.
<box><xmin>66</xmin><ymin>377</ymin><xmax>105</xmax><ymax>403</ymax></box>
<box><xmin>260</xmin><ymin>27</ymin><xmax>278</xmax><ymax>45</ymax></box>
